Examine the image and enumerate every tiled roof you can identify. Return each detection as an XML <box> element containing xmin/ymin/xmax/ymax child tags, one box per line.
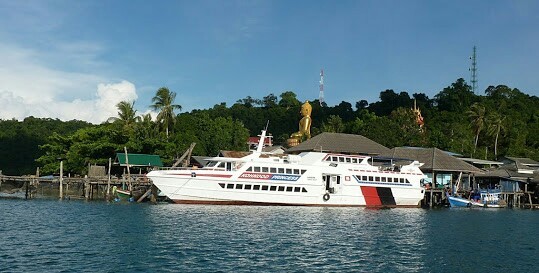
<box><xmin>380</xmin><ymin>147</ymin><xmax>482</xmax><ymax>173</ymax></box>
<box><xmin>286</xmin><ymin>132</ymin><xmax>390</xmax><ymax>155</ymax></box>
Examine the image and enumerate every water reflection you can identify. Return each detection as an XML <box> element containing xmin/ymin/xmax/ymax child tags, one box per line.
<box><xmin>145</xmin><ymin>205</ymin><xmax>429</xmax><ymax>272</ymax></box>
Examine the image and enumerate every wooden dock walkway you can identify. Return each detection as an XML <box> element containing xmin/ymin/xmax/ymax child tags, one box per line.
<box><xmin>0</xmin><ymin>173</ymin><xmax>158</xmax><ymax>203</ymax></box>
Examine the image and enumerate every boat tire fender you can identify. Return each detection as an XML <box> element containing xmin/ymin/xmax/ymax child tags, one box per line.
<box><xmin>323</xmin><ymin>193</ymin><xmax>330</xmax><ymax>202</ymax></box>
<box><xmin>466</xmin><ymin>202</ymin><xmax>471</xmax><ymax>208</ymax></box>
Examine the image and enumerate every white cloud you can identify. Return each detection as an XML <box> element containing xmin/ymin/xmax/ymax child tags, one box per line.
<box><xmin>0</xmin><ymin>80</ymin><xmax>139</xmax><ymax>124</ymax></box>
<box><xmin>0</xmin><ymin>38</ymin><xmax>141</xmax><ymax>124</ymax></box>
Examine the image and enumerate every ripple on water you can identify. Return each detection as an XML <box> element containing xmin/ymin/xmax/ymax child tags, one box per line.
<box><xmin>1</xmin><ymin>199</ymin><xmax>538</xmax><ymax>272</ymax></box>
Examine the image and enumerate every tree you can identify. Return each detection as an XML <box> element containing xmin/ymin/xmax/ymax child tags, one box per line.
<box><xmin>467</xmin><ymin>103</ymin><xmax>486</xmax><ymax>156</ymax></box>
<box><xmin>356</xmin><ymin>100</ymin><xmax>368</xmax><ymax>110</ymax></box>
<box><xmin>262</xmin><ymin>93</ymin><xmax>278</xmax><ymax>108</ymax></box>
<box><xmin>435</xmin><ymin>78</ymin><xmax>477</xmax><ymax>112</ymax></box>
<box><xmin>151</xmin><ymin>87</ymin><xmax>182</xmax><ymax>138</ymax></box>
<box><xmin>278</xmin><ymin>91</ymin><xmax>300</xmax><ymax>109</ymax></box>
<box><xmin>322</xmin><ymin>115</ymin><xmax>344</xmax><ymax>133</ymax></box>
<box><xmin>107</xmin><ymin>101</ymin><xmax>140</xmax><ymax>131</ymax></box>
<box><xmin>486</xmin><ymin>112</ymin><xmax>505</xmax><ymax>159</ymax></box>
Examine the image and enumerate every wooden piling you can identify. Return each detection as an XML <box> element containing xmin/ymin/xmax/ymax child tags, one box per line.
<box><xmin>59</xmin><ymin>161</ymin><xmax>63</xmax><ymax>199</ymax></box>
<box><xmin>106</xmin><ymin>158</ymin><xmax>111</xmax><ymax>201</ymax></box>
<box><xmin>84</xmin><ymin>176</ymin><xmax>90</xmax><ymax>200</ymax></box>
<box><xmin>151</xmin><ymin>183</ymin><xmax>158</xmax><ymax>204</ymax></box>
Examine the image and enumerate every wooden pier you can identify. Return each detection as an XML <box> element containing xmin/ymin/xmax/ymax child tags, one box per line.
<box><xmin>0</xmin><ymin>173</ymin><xmax>160</xmax><ymax>203</ymax></box>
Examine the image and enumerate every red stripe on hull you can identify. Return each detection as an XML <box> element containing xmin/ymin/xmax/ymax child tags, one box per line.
<box><xmin>361</xmin><ymin>186</ymin><xmax>382</xmax><ymax>206</ymax></box>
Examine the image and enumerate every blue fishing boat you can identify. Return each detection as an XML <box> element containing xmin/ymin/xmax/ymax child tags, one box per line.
<box><xmin>447</xmin><ymin>189</ymin><xmax>506</xmax><ymax>208</ymax></box>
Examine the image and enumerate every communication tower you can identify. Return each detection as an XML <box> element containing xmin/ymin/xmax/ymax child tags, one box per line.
<box><xmin>470</xmin><ymin>46</ymin><xmax>478</xmax><ymax>93</ymax></box>
<box><xmin>319</xmin><ymin>69</ymin><xmax>324</xmax><ymax>106</ymax></box>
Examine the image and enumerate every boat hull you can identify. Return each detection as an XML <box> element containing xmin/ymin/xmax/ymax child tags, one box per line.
<box><xmin>447</xmin><ymin>194</ymin><xmax>506</xmax><ymax>208</ymax></box>
<box><xmin>148</xmin><ymin>172</ymin><xmax>424</xmax><ymax>207</ymax></box>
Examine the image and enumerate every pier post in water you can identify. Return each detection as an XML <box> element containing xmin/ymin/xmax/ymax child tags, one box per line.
<box><xmin>59</xmin><ymin>161</ymin><xmax>63</xmax><ymax>199</ymax></box>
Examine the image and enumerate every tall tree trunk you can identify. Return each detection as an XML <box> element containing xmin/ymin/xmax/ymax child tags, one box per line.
<box><xmin>494</xmin><ymin>127</ymin><xmax>500</xmax><ymax>160</ymax></box>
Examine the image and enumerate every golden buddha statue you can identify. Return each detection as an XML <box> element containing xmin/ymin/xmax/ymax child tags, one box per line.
<box><xmin>288</xmin><ymin>101</ymin><xmax>312</xmax><ymax>147</ymax></box>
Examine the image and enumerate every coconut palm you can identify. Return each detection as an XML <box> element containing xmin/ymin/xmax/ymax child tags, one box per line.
<box><xmin>486</xmin><ymin>112</ymin><xmax>506</xmax><ymax>160</ymax></box>
<box><xmin>107</xmin><ymin>101</ymin><xmax>140</xmax><ymax>130</ymax></box>
<box><xmin>151</xmin><ymin>87</ymin><xmax>182</xmax><ymax>138</ymax></box>
<box><xmin>467</xmin><ymin>103</ymin><xmax>486</xmax><ymax>156</ymax></box>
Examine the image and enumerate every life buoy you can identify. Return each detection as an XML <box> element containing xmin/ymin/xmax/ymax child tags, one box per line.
<box><xmin>323</xmin><ymin>193</ymin><xmax>330</xmax><ymax>201</ymax></box>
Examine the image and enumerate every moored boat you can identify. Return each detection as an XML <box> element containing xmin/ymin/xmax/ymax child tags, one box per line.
<box><xmin>147</xmin><ymin>129</ymin><xmax>427</xmax><ymax>207</ymax></box>
<box><xmin>447</xmin><ymin>189</ymin><xmax>506</xmax><ymax>208</ymax></box>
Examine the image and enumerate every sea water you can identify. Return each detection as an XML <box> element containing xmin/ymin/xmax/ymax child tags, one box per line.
<box><xmin>0</xmin><ymin>198</ymin><xmax>537</xmax><ymax>273</ymax></box>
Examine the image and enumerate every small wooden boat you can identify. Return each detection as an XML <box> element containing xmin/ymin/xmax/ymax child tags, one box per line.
<box><xmin>447</xmin><ymin>190</ymin><xmax>506</xmax><ymax>208</ymax></box>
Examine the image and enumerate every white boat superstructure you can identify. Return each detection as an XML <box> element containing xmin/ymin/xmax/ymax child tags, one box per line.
<box><xmin>147</xmin><ymin>130</ymin><xmax>426</xmax><ymax>207</ymax></box>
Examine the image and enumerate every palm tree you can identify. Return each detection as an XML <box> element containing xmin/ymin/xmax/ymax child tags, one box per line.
<box><xmin>486</xmin><ymin>112</ymin><xmax>505</xmax><ymax>160</ymax></box>
<box><xmin>151</xmin><ymin>87</ymin><xmax>182</xmax><ymax>138</ymax></box>
<box><xmin>467</xmin><ymin>103</ymin><xmax>486</xmax><ymax>156</ymax></box>
<box><xmin>107</xmin><ymin>101</ymin><xmax>140</xmax><ymax>130</ymax></box>
<box><xmin>138</xmin><ymin>113</ymin><xmax>157</xmax><ymax>139</ymax></box>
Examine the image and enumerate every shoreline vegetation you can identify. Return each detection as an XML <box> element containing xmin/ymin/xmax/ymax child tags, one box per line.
<box><xmin>1</xmin><ymin>79</ymin><xmax>539</xmax><ymax>178</ymax></box>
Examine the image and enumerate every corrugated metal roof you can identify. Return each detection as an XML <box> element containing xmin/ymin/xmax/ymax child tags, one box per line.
<box><xmin>286</xmin><ymin>132</ymin><xmax>390</xmax><ymax>155</ymax></box>
<box><xmin>504</xmin><ymin>156</ymin><xmax>539</xmax><ymax>169</ymax></box>
<box><xmin>459</xmin><ymin>157</ymin><xmax>504</xmax><ymax>166</ymax></box>
<box><xmin>380</xmin><ymin>147</ymin><xmax>483</xmax><ymax>173</ymax></box>
<box><xmin>116</xmin><ymin>153</ymin><xmax>163</xmax><ymax>167</ymax></box>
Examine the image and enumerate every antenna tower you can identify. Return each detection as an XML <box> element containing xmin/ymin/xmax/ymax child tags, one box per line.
<box><xmin>470</xmin><ymin>46</ymin><xmax>478</xmax><ymax>93</ymax></box>
<box><xmin>319</xmin><ymin>69</ymin><xmax>324</xmax><ymax>106</ymax></box>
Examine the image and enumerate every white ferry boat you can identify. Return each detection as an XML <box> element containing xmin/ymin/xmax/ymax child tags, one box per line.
<box><xmin>147</xmin><ymin>130</ymin><xmax>426</xmax><ymax>207</ymax></box>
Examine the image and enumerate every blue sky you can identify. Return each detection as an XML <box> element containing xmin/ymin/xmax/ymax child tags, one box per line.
<box><xmin>1</xmin><ymin>0</ymin><xmax>538</xmax><ymax>123</ymax></box>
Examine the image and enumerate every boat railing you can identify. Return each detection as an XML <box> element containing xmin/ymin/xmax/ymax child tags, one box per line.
<box><xmin>154</xmin><ymin>166</ymin><xmax>229</xmax><ymax>172</ymax></box>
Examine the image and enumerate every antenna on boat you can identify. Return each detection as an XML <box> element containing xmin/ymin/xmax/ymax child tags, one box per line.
<box><xmin>255</xmin><ymin>121</ymin><xmax>270</xmax><ymax>154</ymax></box>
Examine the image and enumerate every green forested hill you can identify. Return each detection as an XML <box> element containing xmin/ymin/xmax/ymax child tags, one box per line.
<box><xmin>1</xmin><ymin>79</ymin><xmax>538</xmax><ymax>176</ymax></box>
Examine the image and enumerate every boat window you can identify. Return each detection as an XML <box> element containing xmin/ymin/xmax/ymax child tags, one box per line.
<box><xmin>406</xmin><ymin>179</ymin><xmax>410</xmax><ymax>184</ymax></box>
<box><xmin>294</xmin><ymin>187</ymin><xmax>301</xmax><ymax>192</ymax></box>
<box><xmin>332</xmin><ymin>156</ymin><xmax>338</xmax><ymax>162</ymax></box>
<box><xmin>278</xmin><ymin>168</ymin><xmax>285</xmax><ymax>174</ymax></box>
<box><xmin>301</xmin><ymin>170</ymin><xmax>306</xmax><ymax>174</ymax></box>
<box><xmin>400</xmin><ymin>178</ymin><xmax>404</xmax><ymax>183</ymax></box>
<box><xmin>339</xmin><ymin>157</ymin><xmax>345</xmax><ymax>162</ymax></box>
<box><xmin>246</xmin><ymin>166</ymin><xmax>252</xmax><ymax>172</ymax></box>
<box><xmin>253</xmin><ymin>185</ymin><xmax>260</xmax><ymax>190</ymax></box>
<box><xmin>388</xmin><ymin>177</ymin><xmax>393</xmax><ymax>182</ymax></box>
<box><xmin>325</xmin><ymin>157</ymin><xmax>331</xmax><ymax>161</ymax></box>
<box><xmin>226</xmin><ymin>162</ymin><xmax>232</xmax><ymax>171</ymax></box>
<box><xmin>227</xmin><ymin>184</ymin><xmax>234</xmax><ymax>189</ymax></box>
<box><xmin>301</xmin><ymin>188</ymin><xmax>307</xmax><ymax>192</ymax></box>
<box><xmin>245</xmin><ymin>184</ymin><xmax>252</xmax><ymax>190</ymax></box>
<box><xmin>270</xmin><ymin>186</ymin><xmax>277</xmax><ymax>191</ymax></box>
<box><xmin>293</xmin><ymin>169</ymin><xmax>300</xmax><ymax>175</ymax></box>
<box><xmin>261</xmin><ymin>185</ymin><xmax>268</xmax><ymax>190</ymax></box>
<box><xmin>236</xmin><ymin>184</ymin><xmax>243</xmax><ymax>189</ymax></box>
<box><xmin>286</xmin><ymin>169</ymin><xmax>292</xmax><ymax>174</ymax></box>
<box><xmin>278</xmin><ymin>186</ymin><xmax>285</xmax><ymax>191</ymax></box>
<box><xmin>346</xmin><ymin>158</ymin><xmax>351</xmax><ymax>163</ymax></box>
<box><xmin>254</xmin><ymin>166</ymin><xmax>261</xmax><ymax>172</ymax></box>
<box><xmin>362</xmin><ymin>176</ymin><xmax>367</xmax><ymax>181</ymax></box>
<box><xmin>369</xmin><ymin>176</ymin><xmax>374</xmax><ymax>181</ymax></box>
<box><xmin>270</xmin><ymin>167</ymin><xmax>277</xmax><ymax>173</ymax></box>
<box><xmin>352</xmin><ymin>158</ymin><xmax>358</xmax><ymax>164</ymax></box>
<box><xmin>286</xmin><ymin>187</ymin><xmax>293</xmax><ymax>192</ymax></box>
<box><xmin>262</xmin><ymin>167</ymin><xmax>269</xmax><ymax>173</ymax></box>
<box><xmin>218</xmin><ymin>183</ymin><xmax>225</xmax><ymax>188</ymax></box>
<box><xmin>381</xmin><ymin>177</ymin><xmax>386</xmax><ymax>182</ymax></box>
<box><xmin>375</xmin><ymin>177</ymin><xmax>380</xmax><ymax>182</ymax></box>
